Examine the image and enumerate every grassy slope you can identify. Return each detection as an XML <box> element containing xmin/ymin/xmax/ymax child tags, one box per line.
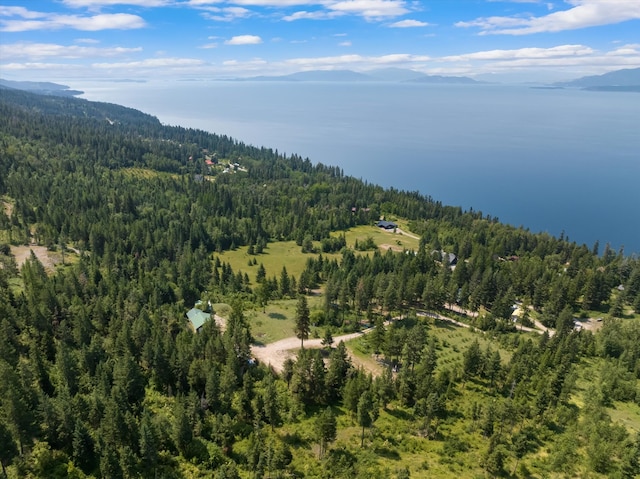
<box><xmin>215</xmin><ymin>224</ymin><xmax>420</xmax><ymax>289</ymax></box>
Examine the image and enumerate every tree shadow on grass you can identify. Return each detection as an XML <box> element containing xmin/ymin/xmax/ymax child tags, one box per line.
<box><xmin>384</xmin><ymin>407</ymin><xmax>413</xmax><ymax>421</ymax></box>
<box><xmin>268</xmin><ymin>312</ymin><xmax>287</xmax><ymax>320</ymax></box>
<box><xmin>282</xmin><ymin>431</ymin><xmax>309</xmax><ymax>448</ymax></box>
<box><xmin>434</xmin><ymin>319</ymin><xmax>467</xmax><ymax>331</ymax></box>
<box><xmin>373</xmin><ymin>445</ymin><xmax>400</xmax><ymax>460</ymax></box>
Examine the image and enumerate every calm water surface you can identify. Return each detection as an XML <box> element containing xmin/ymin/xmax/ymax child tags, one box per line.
<box><xmin>81</xmin><ymin>81</ymin><xmax>640</xmax><ymax>255</ymax></box>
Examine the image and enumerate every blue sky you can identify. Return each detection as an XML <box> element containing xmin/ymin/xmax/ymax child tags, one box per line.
<box><xmin>1</xmin><ymin>0</ymin><xmax>639</xmax><ymax>83</ymax></box>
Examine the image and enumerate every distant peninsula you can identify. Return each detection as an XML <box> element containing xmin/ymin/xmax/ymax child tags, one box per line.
<box><xmin>554</xmin><ymin>67</ymin><xmax>640</xmax><ymax>92</ymax></box>
<box><xmin>0</xmin><ymin>79</ymin><xmax>83</xmax><ymax>97</ymax></box>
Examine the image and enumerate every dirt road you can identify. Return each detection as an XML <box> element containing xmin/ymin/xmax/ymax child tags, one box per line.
<box><xmin>251</xmin><ymin>329</ymin><xmax>373</xmax><ymax>373</ymax></box>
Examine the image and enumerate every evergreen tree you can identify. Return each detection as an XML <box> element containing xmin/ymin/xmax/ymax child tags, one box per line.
<box><xmin>315</xmin><ymin>407</ymin><xmax>337</xmax><ymax>458</ymax></box>
<box><xmin>295</xmin><ymin>295</ymin><xmax>310</xmax><ymax>349</ymax></box>
<box><xmin>321</xmin><ymin>327</ymin><xmax>334</xmax><ymax>349</ymax></box>
<box><xmin>462</xmin><ymin>339</ymin><xmax>484</xmax><ymax>379</ymax></box>
<box><xmin>326</xmin><ymin>341</ymin><xmax>352</xmax><ymax>401</ymax></box>
<box><xmin>138</xmin><ymin>410</ymin><xmax>159</xmax><ymax>475</ymax></box>
<box><xmin>262</xmin><ymin>375</ymin><xmax>279</xmax><ymax>430</ymax></box>
<box><xmin>280</xmin><ymin>266</ymin><xmax>291</xmax><ymax>298</ymax></box>
<box><xmin>0</xmin><ymin>422</ymin><xmax>18</xmax><ymax>478</ymax></box>
<box><xmin>173</xmin><ymin>399</ymin><xmax>193</xmax><ymax>457</ymax></box>
<box><xmin>357</xmin><ymin>390</ymin><xmax>375</xmax><ymax>447</ymax></box>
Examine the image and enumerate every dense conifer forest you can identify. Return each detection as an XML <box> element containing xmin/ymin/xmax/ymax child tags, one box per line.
<box><xmin>1</xmin><ymin>86</ymin><xmax>640</xmax><ymax>478</ymax></box>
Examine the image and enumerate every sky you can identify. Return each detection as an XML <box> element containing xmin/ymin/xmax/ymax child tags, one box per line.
<box><xmin>1</xmin><ymin>0</ymin><xmax>639</xmax><ymax>83</ymax></box>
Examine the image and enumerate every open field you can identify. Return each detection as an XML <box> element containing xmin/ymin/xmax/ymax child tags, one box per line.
<box><xmin>215</xmin><ymin>224</ymin><xmax>421</xmax><ymax>287</ymax></box>
<box><xmin>212</xmin><ymin>297</ymin><xmax>326</xmax><ymax>344</ymax></box>
<box><xmin>215</xmin><ymin>241</ymin><xmax>334</xmax><ymax>287</ymax></box>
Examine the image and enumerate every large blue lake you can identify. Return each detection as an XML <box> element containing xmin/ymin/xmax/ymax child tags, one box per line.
<box><xmin>81</xmin><ymin>81</ymin><xmax>640</xmax><ymax>255</ymax></box>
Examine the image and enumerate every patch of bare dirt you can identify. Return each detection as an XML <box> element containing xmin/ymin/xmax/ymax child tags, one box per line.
<box><xmin>346</xmin><ymin>348</ymin><xmax>384</xmax><ymax>377</ymax></box>
<box><xmin>10</xmin><ymin>245</ymin><xmax>60</xmax><ymax>272</ymax></box>
<box><xmin>576</xmin><ymin>317</ymin><xmax>604</xmax><ymax>332</ymax></box>
<box><xmin>251</xmin><ymin>329</ymin><xmax>378</xmax><ymax>374</ymax></box>
<box><xmin>379</xmin><ymin>243</ymin><xmax>404</xmax><ymax>252</ymax></box>
<box><xmin>2</xmin><ymin>200</ymin><xmax>12</xmax><ymax>218</ymax></box>
<box><xmin>213</xmin><ymin>314</ymin><xmax>227</xmax><ymax>332</ymax></box>
<box><xmin>393</xmin><ymin>227</ymin><xmax>419</xmax><ymax>240</ymax></box>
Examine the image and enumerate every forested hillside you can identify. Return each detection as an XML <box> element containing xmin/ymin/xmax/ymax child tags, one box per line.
<box><xmin>1</xmin><ymin>87</ymin><xmax>640</xmax><ymax>478</ymax></box>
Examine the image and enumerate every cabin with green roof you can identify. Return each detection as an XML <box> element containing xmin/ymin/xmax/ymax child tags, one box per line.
<box><xmin>186</xmin><ymin>307</ymin><xmax>211</xmax><ymax>333</ymax></box>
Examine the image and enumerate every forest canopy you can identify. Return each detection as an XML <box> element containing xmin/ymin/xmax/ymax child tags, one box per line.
<box><xmin>1</xmin><ymin>87</ymin><xmax>640</xmax><ymax>478</ymax></box>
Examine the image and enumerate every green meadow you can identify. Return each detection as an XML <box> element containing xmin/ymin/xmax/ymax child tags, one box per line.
<box><xmin>215</xmin><ymin>224</ymin><xmax>421</xmax><ymax>288</ymax></box>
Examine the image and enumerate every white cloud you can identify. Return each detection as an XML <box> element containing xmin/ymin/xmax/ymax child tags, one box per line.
<box><xmin>0</xmin><ymin>6</ymin><xmax>43</xmax><ymax>19</ymax></box>
<box><xmin>75</xmin><ymin>38</ymin><xmax>101</xmax><ymax>44</ymax></box>
<box><xmin>0</xmin><ymin>12</ymin><xmax>146</xmax><ymax>32</ymax></box>
<box><xmin>226</xmin><ymin>0</ymin><xmax>317</xmax><ymax>6</ymax></box>
<box><xmin>282</xmin><ymin>10</ymin><xmax>342</xmax><ymax>21</ymax></box>
<box><xmin>388</xmin><ymin>19</ymin><xmax>429</xmax><ymax>27</ymax></box>
<box><xmin>427</xmin><ymin>42</ymin><xmax>640</xmax><ymax>79</ymax></box>
<box><xmin>370</xmin><ymin>53</ymin><xmax>430</xmax><ymax>63</ymax></box>
<box><xmin>0</xmin><ymin>42</ymin><xmax>142</xmax><ymax>60</ymax></box>
<box><xmin>441</xmin><ymin>44</ymin><xmax>595</xmax><ymax>61</ymax></box>
<box><xmin>284</xmin><ymin>52</ymin><xmax>429</xmax><ymax>69</ymax></box>
<box><xmin>200</xmin><ymin>43</ymin><xmax>218</xmax><ymax>48</ymax></box>
<box><xmin>187</xmin><ymin>0</ymin><xmax>225</xmax><ymax>5</ymax></box>
<box><xmin>0</xmin><ymin>62</ymin><xmax>75</xmax><ymax>70</ymax></box>
<box><xmin>201</xmin><ymin>6</ymin><xmax>252</xmax><ymax>21</ymax></box>
<box><xmin>457</xmin><ymin>0</ymin><xmax>640</xmax><ymax>35</ymax></box>
<box><xmin>222</xmin><ymin>58</ymin><xmax>267</xmax><ymax>66</ymax></box>
<box><xmin>93</xmin><ymin>57</ymin><xmax>205</xmax><ymax>68</ymax></box>
<box><xmin>328</xmin><ymin>0</ymin><xmax>409</xmax><ymax>19</ymax></box>
<box><xmin>606</xmin><ymin>43</ymin><xmax>640</xmax><ymax>56</ymax></box>
<box><xmin>61</xmin><ymin>0</ymin><xmax>171</xmax><ymax>6</ymax></box>
<box><xmin>339</xmin><ymin>41</ymin><xmax>352</xmax><ymax>46</ymax></box>
<box><xmin>225</xmin><ymin>35</ymin><xmax>263</xmax><ymax>45</ymax></box>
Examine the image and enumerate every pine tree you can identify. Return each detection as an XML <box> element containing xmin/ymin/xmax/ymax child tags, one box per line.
<box><xmin>0</xmin><ymin>422</ymin><xmax>18</xmax><ymax>478</ymax></box>
<box><xmin>315</xmin><ymin>407</ymin><xmax>337</xmax><ymax>458</ymax></box>
<box><xmin>295</xmin><ymin>295</ymin><xmax>310</xmax><ymax>349</ymax></box>
<box><xmin>262</xmin><ymin>375</ymin><xmax>279</xmax><ymax>430</ymax></box>
<box><xmin>357</xmin><ymin>390</ymin><xmax>375</xmax><ymax>447</ymax></box>
<box><xmin>173</xmin><ymin>399</ymin><xmax>193</xmax><ymax>457</ymax></box>
<box><xmin>280</xmin><ymin>266</ymin><xmax>291</xmax><ymax>298</ymax></box>
<box><xmin>138</xmin><ymin>410</ymin><xmax>159</xmax><ymax>475</ymax></box>
<box><xmin>321</xmin><ymin>327</ymin><xmax>334</xmax><ymax>349</ymax></box>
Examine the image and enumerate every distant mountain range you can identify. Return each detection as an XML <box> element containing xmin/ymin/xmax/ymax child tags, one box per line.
<box><xmin>234</xmin><ymin>68</ymin><xmax>482</xmax><ymax>84</ymax></box>
<box><xmin>554</xmin><ymin>67</ymin><xmax>640</xmax><ymax>92</ymax></box>
<box><xmin>0</xmin><ymin>79</ymin><xmax>83</xmax><ymax>96</ymax></box>
<box><xmin>2</xmin><ymin>67</ymin><xmax>638</xmax><ymax>96</ymax></box>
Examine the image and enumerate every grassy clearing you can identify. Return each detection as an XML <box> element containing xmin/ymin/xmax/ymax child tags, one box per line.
<box><xmin>339</xmin><ymin>224</ymin><xmax>420</xmax><ymax>252</ymax></box>
<box><xmin>245</xmin><ymin>301</ymin><xmax>299</xmax><ymax>344</ymax></box>
<box><xmin>609</xmin><ymin>400</ymin><xmax>640</xmax><ymax>434</ymax></box>
<box><xmin>215</xmin><ymin>241</ymin><xmax>335</xmax><ymax>288</ymax></box>
<box><xmin>216</xmin><ymin>224</ymin><xmax>421</xmax><ymax>289</ymax></box>
<box><xmin>213</xmin><ymin>297</ymin><xmax>326</xmax><ymax>344</ymax></box>
<box><xmin>572</xmin><ymin>357</ymin><xmax>640</xmax><ymax>434</ymax></box>
<box><xmin>119</xmin><ymin>167</ymin><xmax>179</xmax><ymax>180</ymax></box>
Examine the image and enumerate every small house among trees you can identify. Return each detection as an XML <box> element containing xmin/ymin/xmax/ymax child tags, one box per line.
<box><xmin>186</xmin><ymin>307</ymin><xmax>211</xmax><ymax>333</ymax></box>
<box><xmin>376</xmin><ymin>220</ymin><xmax>397</xmax><ymax>230</ymax></box>
<box><xmin>432</xmin><ymin>250</ymin><xmax>458</xmax><ymax>266</ymax></box>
